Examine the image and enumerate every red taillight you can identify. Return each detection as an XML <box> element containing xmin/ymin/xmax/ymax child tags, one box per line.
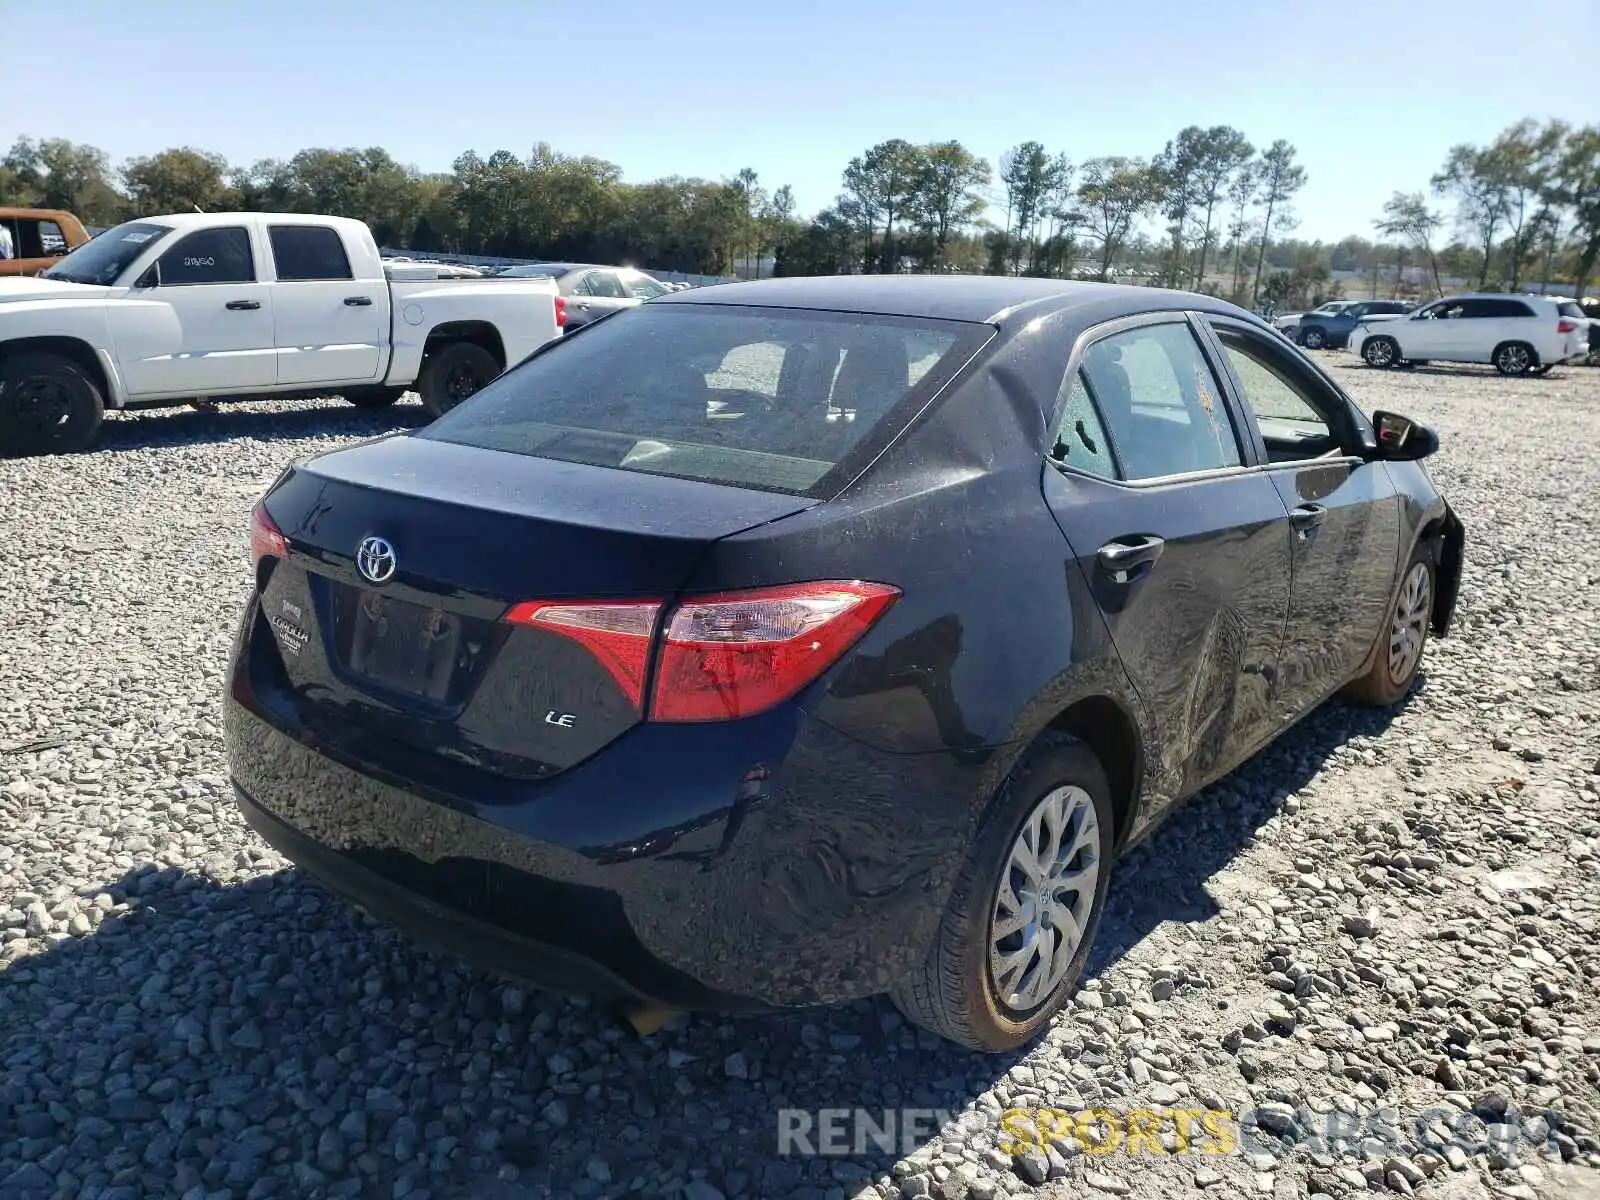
<box><xmin>651</xmin><ymin>581</ymin><xmax>899</xmax><ymax>722</ymax></box>
<box><xmin>500</xmin><ymin>580</ymin><xmax>900</xmax><ymax>722</ymax></box>
<box><xmin>554</xmin><ymin>295</ymin><xmax>568</xmax><ymax>328</ymax></box>
<box><xmin>1558</xmin><ymin>319</ymin><xmax>1578</xmax><ymax>334</ymax></box>
<box><xmin>505</xmin><ymin>599</ymin><xmax>660</xmax><ymax>710</ymax></box>
<box><xmin>250</xmin><ymin>503</ymin><xmax>287</xmax><ymax>569</ymax></box>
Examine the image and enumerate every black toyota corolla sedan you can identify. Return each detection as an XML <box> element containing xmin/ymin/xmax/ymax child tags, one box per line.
<box><xmin>225</xmin><ymin>276</ymin><xmax>1465</xmax><ymax>1051</ymax></box>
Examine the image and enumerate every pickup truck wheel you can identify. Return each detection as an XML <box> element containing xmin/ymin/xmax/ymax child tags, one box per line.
<box><xmin>419</xmin><ymin>343</ymin><xmax>500</xmax><ymax>419</ymax></box>
<box><xmin>344</xmin><ymin>387</ymin><xmax>406</xmax><ymax>409</ymax></box>
<box><xmin>0</xmin><ymin>352</ymin><xmax>104</xmax><ymax>457</ymax></box>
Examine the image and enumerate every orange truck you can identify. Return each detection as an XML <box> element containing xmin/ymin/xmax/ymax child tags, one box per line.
<box><xmin>0</xmin><ymin>207</ymin><xmax>91</xmax><ymax>276</ymax></box>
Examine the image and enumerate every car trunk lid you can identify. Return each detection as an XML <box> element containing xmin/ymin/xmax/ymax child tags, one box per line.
<box><xmin>252</xmin><ymin>434</ymin><xmax>812</xmax><ymax>778</ymax></box>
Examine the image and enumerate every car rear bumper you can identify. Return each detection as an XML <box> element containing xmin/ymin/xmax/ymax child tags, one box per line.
<box><xmin>223</xmin><ymin>598</ymin><xmax>985</xmax><ymax>1010</ymax></box>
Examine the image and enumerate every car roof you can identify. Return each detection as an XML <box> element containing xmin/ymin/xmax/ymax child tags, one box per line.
<box><xmin>1436</xmin><ymin>293</ymin><xmax>1555</xmax><ymax>304</ymax></box>
<box><xmin>655</xmin><ymin>274</ymin><xmax>1258</xmax><ymax>329</ymax></box>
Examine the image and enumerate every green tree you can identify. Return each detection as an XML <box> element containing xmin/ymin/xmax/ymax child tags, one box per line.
<box><xmin>1431</xmin><ymin>143</ymin><xmax>1509</xmax><ymax>289</ymax></box>
<box><xmin>123</xmin><ymin>147</ymin><xmax>235</xmax><ymax>216</ymax></box>
<box><xmin>3</xmin><ymin>137</ymin><xmax>124</xmax><ymax>223</ymax></box>
<box><xmin>842</xmin><ymin>139</ymin><xmax>922</xmax><ymax>273</ymax></box>
<box><xmin>1076</xmin><ymin>157</ymin><xmax>1156</xmax><ymax>281</ymax></box>
<box><xmin>1184</xmin><ymin>127</ymin><xmax>1254</xmax><ymax>289</ymax></box>
<box><xmin>1548</xmin><ymin>124</ymin><xmax>1600</xmax><ymax>299</ymax></box>
<box><xmin>1250</xmin><ymin>140</ymin><xmax>1307</xmax><ymax>306</ymax></box>
<box><xmin>908</xmin><ymin>141</ymin><xmax>990</xmax><ymax>271</ymax></box>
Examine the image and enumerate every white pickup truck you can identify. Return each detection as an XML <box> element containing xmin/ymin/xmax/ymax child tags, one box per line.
<box><xmin>0</xmin><ymin>212</ymin><xmax>565</xmax><ymax>456</ymax></box>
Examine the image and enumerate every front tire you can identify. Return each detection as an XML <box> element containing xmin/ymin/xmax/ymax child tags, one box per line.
<box><xmin>1300</xmin><ymin>326</ymin><xmax>1327</xmax><ymax>350</ymax></box>
<box><xmin>890</xmin><ymin>734</ymin><xmax>1114</xmax><ymax>1052</ymax></box>
<box><xmin>418</xmin><ymin>342</ymin><xmax>501</xmax><ymax>419</ymax></box>
<box><xmin>1344</xmin><ymin>549</ymin><xmax>1434</xmax><ymax>707</ymax></box>
<box><xmin>1362</xmin><ymin>336</ymin><xmax>1400</xmax><ymax>369</ymax></box>
<box><xmin>0</xmin><ymin>351</ymin><xmax>105</xmax><ymax>457</ymax></box>
<box><xmin>1493</xmin><ymin>341</ymin><xmax>1536</xmax><ymax>376</ymax></box>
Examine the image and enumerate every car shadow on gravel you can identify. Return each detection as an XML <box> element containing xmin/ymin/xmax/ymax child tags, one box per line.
<box><xmin>0</xmin><ymin>687</ymin><xmax>1418</xmax><ymax>1200</ymax></box>
<box><xmin>92</xmin><ymin>400</ymin><xmax>430</xmax><ymax>454</ymax></box>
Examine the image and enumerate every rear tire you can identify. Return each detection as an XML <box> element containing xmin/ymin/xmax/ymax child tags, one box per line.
<box><xmin>344</xmin><ymin>387</ymin><xmax>406</xmax><ymax>409</ymax></box>
<box><xmin>1362</xmin><ymin>336</ymin><xmax>1400</xmax><ymax>369</ymax></box>
<box><xmin>1493</xmin><ymin>341</ymin><xmax>1536</xmax><ymax>376</ymax></box>
<box><xmin>418</xmin><ymin>342</ymin><xmax>501</xmax><ymax>419</ymax></box>
<box><xmin>0</xmin><ymin>351</ymin><xmax>104</xmax><ymax>457</ymax></box>
<box><xmin>889</xmin><ymin>734</ymin><xmax>1114</xmax><ymax>1052</ymax></box>
<box><xmin>1344</xmin><ymin>548</ymin><xmax>1434</xmax><ymax>707</ymax></box>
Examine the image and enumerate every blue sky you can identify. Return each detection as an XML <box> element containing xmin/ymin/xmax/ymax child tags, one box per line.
<box><xmin>2</xmin><ymin>0</ymin><xmax>1591</xmax><ymax>242</ymax></box>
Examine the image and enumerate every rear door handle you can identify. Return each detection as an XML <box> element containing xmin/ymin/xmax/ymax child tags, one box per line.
<box><xmin>1096</xmin><ymin>535</ymin><xmax>1165</xmax><ymax>583</ymax></box>
<box><xmin>344</xmin><ymin>296</ymin><xmax>373</xmax><ymax>307</ymax></box>
<box><xmin>1289</xmin><ymin>504</ymin><xmax>1327</xmax><ymax>536</ymax></box>
<box><xmin>225</xmin><ymin>299</ymin><xmax>260</xmax><ymax>311</ymax></box>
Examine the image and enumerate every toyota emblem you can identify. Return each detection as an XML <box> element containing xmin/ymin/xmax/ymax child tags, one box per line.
<box><xmin>356</xmin><ymin>536</ymin><xmax>397</xmax><ymax>584</ymax></box>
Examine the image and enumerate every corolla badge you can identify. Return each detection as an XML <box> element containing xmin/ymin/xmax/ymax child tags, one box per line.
<box><xmin>356</xmin><ymin>536</ymin><xmax>397</xmax><ymax>584</ymax></box>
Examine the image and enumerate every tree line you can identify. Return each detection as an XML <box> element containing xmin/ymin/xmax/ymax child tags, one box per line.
<box><xmin>2</xmin><ymin>117</ymin><xmax>1596</xmax><ymax>307</ymax></box>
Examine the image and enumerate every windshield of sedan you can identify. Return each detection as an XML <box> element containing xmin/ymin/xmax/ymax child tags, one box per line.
<box><xmin>420</xmin><ymin>304</ymin><xmax>986</xmax><ymax>496</ymax></box>
<box><xmin>40</xmin><ymin>221</ymin><xmax>172</xmax><ymax>285</ymax></box>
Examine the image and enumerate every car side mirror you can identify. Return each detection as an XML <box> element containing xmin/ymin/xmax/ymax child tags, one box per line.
<box><xmin>1370</xmin><ymin>410</ymin><xmax>1438</xmax><ymax>461</ymax></box>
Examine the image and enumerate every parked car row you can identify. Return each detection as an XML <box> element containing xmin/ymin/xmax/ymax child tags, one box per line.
<box><xmin>1279</xmin><ymin>291</ymin><xmax>1593</xmax><ymax>376</ymax></box>
<box><xmin>1276</xmin><ymin>299</ymin><xmax>1412</xmax><ymax>349</ymax></box>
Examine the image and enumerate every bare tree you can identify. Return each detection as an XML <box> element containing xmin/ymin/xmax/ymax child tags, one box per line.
<box><xmin>1376</xmin><ymin>192</ymin><xmax>1445</xmax><ymax>299</ymax></box>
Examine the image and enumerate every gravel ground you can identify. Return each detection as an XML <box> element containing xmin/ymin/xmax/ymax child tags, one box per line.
<box><xmin>2</xmin><ymin>362</ymin><xmax>1599</xmax><ymax>1200</ymax></box>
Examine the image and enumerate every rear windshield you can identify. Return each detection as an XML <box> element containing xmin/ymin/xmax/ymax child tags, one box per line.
<box><xmin>419</xmin><ymin>304</ymin><xmax>985</xmax><ymax>495</ymax></box>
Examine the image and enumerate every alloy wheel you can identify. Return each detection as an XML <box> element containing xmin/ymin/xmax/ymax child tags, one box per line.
<box><xmin>1302</xmin><ymin>329</ymin><xmax>1325</xmax><ymax>349</ymax></box>
<box><xmin>1364</xmin><ymin>339</ymin><xmax>1396</xmax><ymax>368</ymax></box>
<box><xmin>1387</xmin><ymin>561</ymin><xmax>1431</xmax><ymax>685</ymax></box>
<box><xmin>1497</xmin><ymin>344</ymin><xmax>1531</xmax><ymax>375</ymax></box>
<box><xmin>988</xmin><ymin>784</ymin><xmax>1101</xmax><ymax>1013</ymax></box>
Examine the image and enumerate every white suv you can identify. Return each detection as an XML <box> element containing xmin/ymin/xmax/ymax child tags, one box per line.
<box><xmin>1350</xmin><ymin>294</ymin><xmax>1589</xmax><ymax>376</ymax></box>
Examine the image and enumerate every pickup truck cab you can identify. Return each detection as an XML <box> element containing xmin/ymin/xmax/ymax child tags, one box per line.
<box><xmin>0</xmin><ymin>212</ymin><xmax>564</xmax><ymax>456</ymax></box>
<box><xmin>0</xmin><ymin>207</ymin><xmax>91</xmax><ymax>277</ymax></box>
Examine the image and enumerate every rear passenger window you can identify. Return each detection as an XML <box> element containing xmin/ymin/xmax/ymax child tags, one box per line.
<box><xmin>156</xmin><ymin>227</ymin><xmax>255</xmax><ymax>286</ymax></box>
<box><xmin>1080</xmin><ymin>323</ymin><xmax>1241</xmax><ymax>480</ymax></box>
<box><xmin>1048</xmin><ymin>374</ymin><xmax>1117</xmax><ymax>480</ymax></box>
<box><xmin>269</xmin><ymin>226</ymin><xmax>353</xmax><ymax>281</ymax></box>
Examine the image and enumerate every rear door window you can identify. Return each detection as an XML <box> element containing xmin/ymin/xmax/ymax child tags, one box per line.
<box><xmin>419</xmin><ymin>305</ymin><xmax>988</xmax><ymax>496</ymax></box>
<box><xmin>269</xmin><ymin>225</ymin><xmax>354</xmax><ymax>281</ymax></box>
<box><xmin>1079</xmin><ymin>322</ymin><xmax>1241</xmax><ymax>480</ymax></box>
